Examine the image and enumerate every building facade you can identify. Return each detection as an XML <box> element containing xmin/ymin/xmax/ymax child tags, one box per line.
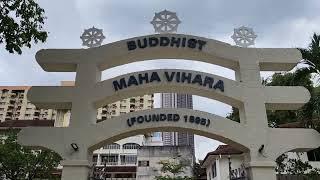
<box><xmin>161</xmin><ymin>93</ymin><xmax>195</xmax><ymax>152</ymax></box>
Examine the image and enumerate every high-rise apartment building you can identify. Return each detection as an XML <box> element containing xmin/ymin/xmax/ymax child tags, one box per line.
<box><xmin>0</xmin><ymin>86</ymin><xmax>57</xmax><ymax>122</ymax></box>
<box><xmin>0</xmin><ymin>85</ymin><xmax>154</xmax><ymax>124</ymax></box>
<box><xmin>161</xmin><ymin>93</ymin><xmax>194</xmax><ymax>153</ymax></box>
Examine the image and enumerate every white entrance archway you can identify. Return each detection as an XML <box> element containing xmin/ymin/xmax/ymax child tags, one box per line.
<box><xmin>18</xmin><ymin>34</ymin><xmax>320</xmax><ymax>180</ymax></box>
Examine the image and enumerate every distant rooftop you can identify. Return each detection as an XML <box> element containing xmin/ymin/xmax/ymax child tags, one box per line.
<box><xmin>201</xmin><ymin>145</ymin><xmax>243</xmax><ymax>167</ymax></box>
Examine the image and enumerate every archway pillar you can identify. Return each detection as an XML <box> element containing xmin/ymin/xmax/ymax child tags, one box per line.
<box><xmin>236</xmin><ymin>59</ymin><xmax>269</xmax><ymax>129</ymax></box>
<box><xmin>70</xmin><ymin>63</ymin><xmax>101</xmax><ymax>127</ymax></box>
<box><xmin>61</xmin><ymin>160</ymin><xmax>91</xmax><ymax>180</ymax></box>
<box><xmin>246</xmin><ymin>161</ymin><xmax>277</xmax><ymax>180</ymax></box>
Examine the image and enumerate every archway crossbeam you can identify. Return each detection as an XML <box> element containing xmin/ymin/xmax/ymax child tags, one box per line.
<box><xmin>35</xmin><ymin>34</ymin><xmax>300</xmax><ymax>72</ymax></box>
<box><xmin>28</xmin><ymin>69</ymin><xmax>309</xmax><ymax>110</ymax></box>
<box><xmin>18</xmin><ymin>108</ymin><xmax>320</xmax><ymax>160</ymax></box>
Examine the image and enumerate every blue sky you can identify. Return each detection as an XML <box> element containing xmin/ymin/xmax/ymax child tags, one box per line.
<box><xmin>1</xmin><ymin>0</ymin><xmax>320</xmax><ymax>160</ymax></box>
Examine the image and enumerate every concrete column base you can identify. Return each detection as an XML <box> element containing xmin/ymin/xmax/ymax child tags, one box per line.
<box><xmin>245</xmin><ymin>161</ymin><xmax>276</xmax><ymax>180</ymax></box>
<box><xmin>61</xmin><ymin>160</ymin><xmax>91</xmax><ymax>180</ymax></box>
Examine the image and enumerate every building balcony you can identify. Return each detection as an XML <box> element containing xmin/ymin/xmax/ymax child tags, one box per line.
<box><xmin>5</xmin><ymin>117</ymin><xmax>12</xmax><ymax>121</ymax></box>
<box><xmin>9</xmin><ymin>100</ymin><xmax>15</xmax><ymax>105</ymax></box>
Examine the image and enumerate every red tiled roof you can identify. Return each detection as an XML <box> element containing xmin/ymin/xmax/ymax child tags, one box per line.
<box><xmin>0</xmin><ymin>120</ymin><xmax>54</xmax><ymax>128</ymax></box>
<box><xmin>201</xmin><ymin>145</ymin><xmax>243</xmax><ymax>166</ymax></box>
<box><xmin>209</xmin><ymin>145</ymin><xmax>243</xmax><ymax>155</ymax></box>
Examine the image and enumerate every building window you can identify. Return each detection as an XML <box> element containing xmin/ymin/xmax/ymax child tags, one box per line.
<box><xmin>120</xmin><ymin>155</ymin><xmax>137</xmax><ymax>165</ymax></box>
<box><xmin>307</xmin><ymin>148</ymin><xmax>320</xmax><ymax>161</ymax></box>
<box><xmin>101</xmin><ymin>154</ymin><xmax>118</xmax><ymax>165</ymax></box>
<box><xmin>212</xmin><ymin>162</ymin><xmax>217</xmax><ymax>178</ymax></box>
<box><xmin>138</xmin><ymin>160</ymin><xmax>149</xmax><ymax>167</ymax></box>
<box><xmin>92</xmin><ymin>155</ymin><xmax>98</xmax><ymax>164</ymax></box>
<box><xmin>152</xmin><ymin>132</ymin><xmax>161</xmax><ymax>138</ymax></box>
<box><xmin>130</xmin><ymin>98</ymin><xmax>135</xmax><ymax>103</ymax></box>
<box><xmin>123</xmin><ymin>143</ymin><xmax>139</xmax><ymax>149</ymax></box>
<box><xmin>103</xmin><ymin>143</ymin><xmax>120</xmax><ymax>149</ymax></box>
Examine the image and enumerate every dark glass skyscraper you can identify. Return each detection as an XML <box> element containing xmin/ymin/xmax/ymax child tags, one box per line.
<box><xmin>161</xmin><ymin>93</ymin><xmax>195</xmax><ymax>155</ymax></box>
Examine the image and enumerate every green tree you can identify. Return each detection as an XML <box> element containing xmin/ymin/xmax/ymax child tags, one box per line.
<box><xmin>0</xmin><ymin>129</ymin><xmax>62</xmax><ymax>180</ymax></box>
<box><xmin>276</xmin><ymin>153</ymin><xmax>320</xmax><ymax>178</ymax></box>
<box><xmin>299</xmin><ymin>33</ymin><xmax>320</xmax><ymax>77</ymax></box>
<box><xmin>192</xmin><ymin>162</ymin><xmax>206</xmax><ymax>180</ymax></box>
<box><xmin>0</xmin><ymin>0</ymin><xmax>47</xmax><ymax>54</ymax></box>
<box><xmin>265</xmin><ymin>71</ymin><xmax>315</xmax><ymax>127</ymax></box>
<box><xmin>226</xmin><ymin>107</ymin><xmax>240</xmax><ymax>123</ymax></box>
<box><xmin>155</xmin><ymin>158</ymin><xmax>194</xmax><ymax>180</ymax></box>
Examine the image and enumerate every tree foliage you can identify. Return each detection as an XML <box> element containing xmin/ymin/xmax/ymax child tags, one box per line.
<box><xmin>0</xmin><ymin>0</ymin><xmax>47</xmax><ymax>54</ymax></box>
<box><xmin>265</xmin><ymin>71</ymin><xmax>316</xmax><ymax>127</ymax></box>
<box><xmin>192</xmin><ymin>162</ymin><xmax>206</xmax><ymax>179</ymax></box>
<box><xmin>299</xmin><ymin>33</ymin><xmax>320</xmax><ymax>77</ymax></box>
<box><xmin>0</xmin><ymin>129</ymin><xmax>61</xmax><ymax>180</ymax></box>
<box><xmin>155</xmin><ymin>158</ymin><xmax>194</xmax><ymax>180</ymax></box>
<box><xmin>276</xmin><ymin>153</ymin><xmax>320</xmax><ymax>178</ymax></box>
